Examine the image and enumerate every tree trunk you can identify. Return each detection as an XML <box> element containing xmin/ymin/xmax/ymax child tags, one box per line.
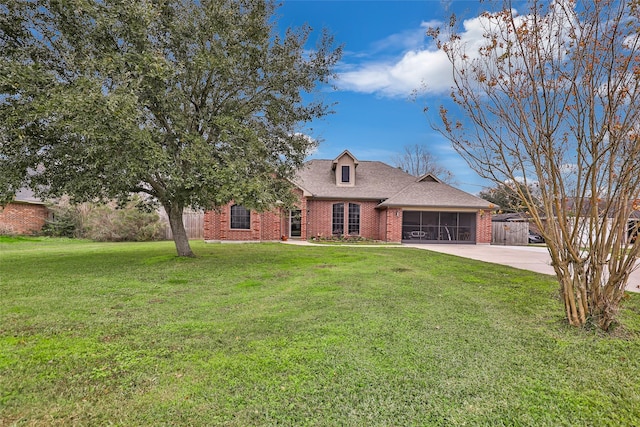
<box><xmin>552</xmin><ymin>249</ymin><xmax>632</xmax><ymax>330</ymax></box>
<box><xmin>557</xmin><ymin>269</ymin><xmax>584</xmax><ymax>327</ymax></box>
<box><xmin>164</xmin><ymin>202</ymin><xmax>195</xmax><ymax>258</ymax></box>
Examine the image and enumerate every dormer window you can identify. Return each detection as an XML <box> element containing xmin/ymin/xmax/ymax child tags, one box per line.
<box><xmin>341</xmin><ymin>165</ymin><xmax>350</xmax><ymax>183</ymax></box>
<box><xmin>332</xmin><ymin>150</ymin><xmax>358</xmax><ymax>187</ymax></box>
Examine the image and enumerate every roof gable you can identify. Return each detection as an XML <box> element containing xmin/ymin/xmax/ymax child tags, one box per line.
<box><xmin>417</xmin><ymin>173</ymin><xmax>442</xmax><ymax>183</ymax></box>
<box><xmin>331</xmin><ymin>150</ymin><xmax>359</xmax><ymax>169</ymax></box>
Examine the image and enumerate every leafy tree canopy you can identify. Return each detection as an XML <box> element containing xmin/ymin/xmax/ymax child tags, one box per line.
<box><xmin>479</xmin><ymin>181</ymin><xmax>542</xmax><ymax>214</ymax></box>
<box><xmin>0</xmin><ymin>0</ymin><xmax>342</xmax><ymax>256</ymax></box>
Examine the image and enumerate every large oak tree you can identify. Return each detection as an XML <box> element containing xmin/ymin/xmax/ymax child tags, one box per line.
<box><xmin>0</xmin><ymin>0</ymin><xmax>341</xmax><ymax>256</ymax></box>
<box><xmin>432</xmin><ymin>0</ymin><xmax>640</xmax><ymax>329</ymax></box>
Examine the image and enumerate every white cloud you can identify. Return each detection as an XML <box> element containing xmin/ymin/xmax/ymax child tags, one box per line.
<box><xmin>338</xmin><ymin>48</ymin><xmax>454</xmax><ymax>97</ymax></box>
<box><xmin>335</xmin><ymin>9</ymin><xmax>538</xmax><ymax>98</ymax></box>
<box><xmin>337</xmin><ymin>19</ymin><xmax>456</xmax><ymax>97</ymax></box>
<box><xmin>371</xmin><ymin>20</ymin><xmax>441</xmax><ymax>53</ymax></box>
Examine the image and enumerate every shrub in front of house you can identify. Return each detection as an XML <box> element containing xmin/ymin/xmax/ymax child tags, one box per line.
<box><xmin>0</xmin><ymin>225</ymin><xmax>17</xmax><ymax>236</ymax></box>
<box><xmin>42</xmin><ymin>203</ymin><xmax>83</xmax><ymax>238</ymax></box>
<box><xmin>83</xmin><ymin>203</ymin><xmax>162</xmax><ymax>242</ymax></box>
<box><xmin>43</xmin><ymin>199</ymin><xmax>162</xmax><ymax>242</ymax></box>
<box><xmin>310</xmin><ymin>234</ymin><xmax>374</xmax><ymax>244</ymax></box>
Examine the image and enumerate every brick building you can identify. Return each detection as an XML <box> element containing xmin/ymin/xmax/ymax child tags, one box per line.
<box><xmin>0</xmin><ymin>188</ymin><xmax>48</xmax><ymax>235</ymax></box>
<box><xmin>204</xmin><ymin>150</ymin><xmax>495</xmax><ymax>244</ymax></box>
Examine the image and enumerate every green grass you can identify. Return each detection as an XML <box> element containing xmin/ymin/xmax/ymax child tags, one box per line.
<box><xmin>1</xmin><ymin>238</ymin><xmax>640</xmax><ymax>426</ymax></box>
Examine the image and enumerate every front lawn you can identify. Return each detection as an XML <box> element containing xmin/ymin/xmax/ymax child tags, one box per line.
<box><xmin>1</xmin><ymin>238</ymin><xmax>639</xmax><ymax>426</ymax></box>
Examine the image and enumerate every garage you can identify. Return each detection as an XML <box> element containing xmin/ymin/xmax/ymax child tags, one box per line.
<box><xmin>402</xmin><ymin>211</ymin><xmax>476</xmax><ymax>243</ymax></box>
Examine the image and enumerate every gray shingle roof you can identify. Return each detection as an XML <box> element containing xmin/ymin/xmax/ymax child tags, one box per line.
<box><xmin>14</xmin><ymin>188</ymin><xmax>45</xmax><ymax>204</ymax></box>
<box><xmin>377</xmin><ymin>181</ymin><xmax>494</xmax><ymax>209</ymax></box>
<box><xmin>293</xmin><ymin>158</ymin><xmax>494</xmax><ymax>209</ymax></box>
<box><xmin>294</xmin><ymin>159</ymin><xmax>416</xmax><ymax>200</ymax></box>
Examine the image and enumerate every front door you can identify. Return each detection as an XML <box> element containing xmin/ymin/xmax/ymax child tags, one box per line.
<box><xmin>290</xmin><ymin>210</ymin><xmax>302</xmax><ymax>238</ymax></box>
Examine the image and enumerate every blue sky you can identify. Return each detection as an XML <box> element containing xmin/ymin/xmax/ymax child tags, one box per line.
<box><xmin>277</xmin><ymin>0</ymin><xmax>508</xmax><ymax>194</ymax></box>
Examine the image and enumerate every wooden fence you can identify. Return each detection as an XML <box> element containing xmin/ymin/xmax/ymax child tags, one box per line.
<box><xmin>492</xmin><ymin>221</ymin><xmax>529</xmax><ymax>246</ymax></box>
<box><xmin>159</xmin><ymin>210</ymin><xmax>204</xmax><ymax>240</ymax></box>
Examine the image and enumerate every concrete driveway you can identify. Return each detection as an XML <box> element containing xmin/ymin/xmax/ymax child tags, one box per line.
<box><xmin>405</xmin><ymin>244</ymin><xmax>640</xmax><ymax>293</ymax></box>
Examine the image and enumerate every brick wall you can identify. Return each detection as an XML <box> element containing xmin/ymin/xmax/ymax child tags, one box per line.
<box><xmin>0</xmin><ymin>203</ymin><xmax>48</xmax><ymax>235</ymax></box>
<box><xmin>358</xmin><ymin>200</ymin><xmax>381</xmax><ymax>239</ymax></box>
<box><xmin>204</xmin><ymin>200</ymin><xmax>491</xmax><ymax>244</ymax></box>
<box><xmin>260</xmin><ymin>209</ymin><xmax>284</xmax><ymax>241</ymax></box>
<box><xmin>377</xmin><ymin>208</ymin><xmax>405</xmax><ymax>242</ymax></box>
<box><xmin>378</xmin><ymin>209</ymin><xmax>387</xmax><ymax>241</ymax></box>
<box><xmin>203</xmin><ymin>209</ymin><xmax>221</xmax><ymax>240</ymax></box>
<box><xmin>203</xmin><ymin>203</ymin><xmax>284</xmax><ymax>241</ymax></box>
<box><xmin>305</xmin><ymin>199</ymin><xmax>381</xmax><ymax>240</ymax></box>
<box><xmin>476</xmin><ymin>211</ymin><xmax>492</xmax><ymax>244</ymax></box>
<box><xmin>305</xmin><ymin>199</ymin><xmax>331</xmax><ymax>238</ymax></box>
<box><xmin>296</xmin><ymin>190</ymin><xmax>308</xmax><ymax>240</ymax></box>
<box><xmin>385</xmin><ymin>208</ymin><xmax>403</xmax><ymax>242</ymax></box>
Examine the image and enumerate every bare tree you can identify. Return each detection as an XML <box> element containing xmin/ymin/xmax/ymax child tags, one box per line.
<box><xmin>392</xmin><ymin>144</ymin><xmax>455</xmax><ymax>183</ymax></box>
<box><xmin>431</xmin><ymin>0</ymin><xmax>640</xmax><ymax>329</ymax></box>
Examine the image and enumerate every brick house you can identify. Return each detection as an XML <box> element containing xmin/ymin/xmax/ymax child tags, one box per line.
<box><xmin>0</xmin><ymin>188</ymin><xmax>49</xmax><ymax>235</ymax></box>
<box><xmin>204</xmin><ymin>150</ymin><xmax>495</xmax><ymax>244</ymax></box>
